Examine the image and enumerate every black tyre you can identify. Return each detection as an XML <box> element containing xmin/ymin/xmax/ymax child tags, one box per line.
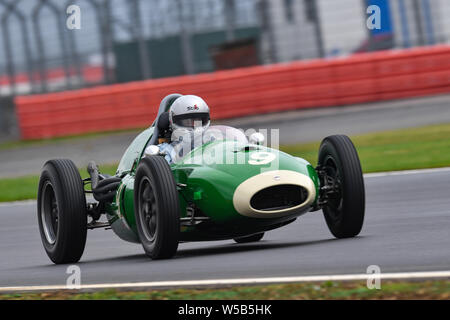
<box><xmin>134</xmin><ymin>156</ymin><xmax>180</xmax><ymax>259</ymax></box>
<box><xmin>37</xmin><ymin>159</ymin><xmax>87</xmax><ymax>264</ymax></box>
<box><xmin>318</xmin><ymin>135</ymin><xmax>365</xmax><ymax>238</ymax></box>
<box><xmin>233</xmin><ymin>233</ymin><xmax>264</xmax><ymax>243</ymax></box>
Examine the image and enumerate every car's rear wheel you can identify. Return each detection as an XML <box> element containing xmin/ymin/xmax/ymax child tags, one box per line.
<box><xmin>233</xmin><ymin>233</ymin><xmax>264</xmax><ymax>243</ymax></box>
<box><xmin>318</xmin><ymin>135</ymin><xmax>365</xmax><ymax>238</ymax></box>
<box><xmin>37</xmin><ymin>159</ymin><xmax>87</xmax><ymax>264</ymax></box>
<box><xmin>134</xmin><ymin>156</ymin><xmax>180</xmax><ymax>259</ymax></box>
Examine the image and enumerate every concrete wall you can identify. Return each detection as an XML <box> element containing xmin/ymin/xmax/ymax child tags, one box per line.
<box><xmin>390</xmin><ymin>0</ymin><xmax>449</xmax><ymax>48</ymax></box>
<box><xmin>318</xmin><ymin>0</ymin><xmax>367</xmax><ymax>56</ymax></box>
<box><xmin>436</xmin><ymin>0</ymin><xmax>450</xmax><ymax>44</ymax></box>
<box><xmin>259</xmin><ymin>0</ymin><xmax>320</xmax><ymax>64</ymax></box>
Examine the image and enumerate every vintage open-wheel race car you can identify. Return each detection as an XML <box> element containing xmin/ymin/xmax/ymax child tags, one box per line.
<box><xmin>37</xmin><ymin>94</ymin><xmax>365</xmax><ymax>264</ymax></box>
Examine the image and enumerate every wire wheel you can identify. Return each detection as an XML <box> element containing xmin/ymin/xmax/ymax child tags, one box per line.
<box><xmin>41</xmin><ymin>181</ymin><xmax>59</xmax><ymax>245</ymax></box>
<box><xmin>37</xmin><ymin>159</ymin><xmax>87</xmax><ymax>264</ymax></box>
<box><xmin>321</xmin><ymin>155</ymin><xmax>344</xmax><ymax>224</ymax></box>
<box><xmin>138</xmin><ymin>177</ymin><xmax>158</xmax><ymax>242</ymax></box>
<box><xmin>318</xmin><ymin>135</ymin><xmax>365</xmax><ymax>239</ymax></box>
<box><xmin>134</xmin><ymin>156</ymin><xmax>180</xmax><ymax>259</ymax></box>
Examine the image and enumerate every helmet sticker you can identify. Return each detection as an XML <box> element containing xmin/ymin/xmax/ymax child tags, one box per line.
<box><xmin>187</xmin><ymin>104</ymin><xmax>200</xmax><ymax>111</ymax></box>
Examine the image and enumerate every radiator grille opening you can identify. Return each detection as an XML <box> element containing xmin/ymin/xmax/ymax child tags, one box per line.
<box><xmin>250</xmin><ymin>184</ymin><xmax>308</xmax><ymax>211</ymax></box>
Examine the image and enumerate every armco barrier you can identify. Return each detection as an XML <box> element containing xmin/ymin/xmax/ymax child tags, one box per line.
<box><xmin>15</xmin><ymin>45</ymin><xmax>450</xmax><ymax>140</ymax></box>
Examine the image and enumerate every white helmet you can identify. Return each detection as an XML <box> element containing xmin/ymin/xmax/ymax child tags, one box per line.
<box><xmin>169</xmin><ymin>95</ymin><xmax>211</xmax><ymax>136</ymax></box>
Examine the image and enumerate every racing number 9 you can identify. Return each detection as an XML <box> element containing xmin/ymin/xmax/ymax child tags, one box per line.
<box><xmin>248</xmin><ymin>152</ymin><xmax>276</xmax><ymax>165</ymax></box>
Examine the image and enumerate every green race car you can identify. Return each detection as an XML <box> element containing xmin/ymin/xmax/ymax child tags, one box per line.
<box><xmin>37</xmin><ymin>94</ymin><xmax>365</xmax><ymax>264</ymax></box>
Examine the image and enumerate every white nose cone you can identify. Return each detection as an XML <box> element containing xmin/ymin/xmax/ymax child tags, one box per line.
<box><xmin>233</xmin><ymin>170</ymin><xmax>316</xmax><ymax>218</ymax></box>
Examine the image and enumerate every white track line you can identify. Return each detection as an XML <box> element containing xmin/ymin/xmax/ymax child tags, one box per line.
<box><xmin>0</xmin><ymin>270</ymin><xmax>449</xmax><ymax>292</ymax></box>
<box><xmin>364</xmin><ymin>167</ymin><xmax>450</xmax><ymax>178</ymax></box>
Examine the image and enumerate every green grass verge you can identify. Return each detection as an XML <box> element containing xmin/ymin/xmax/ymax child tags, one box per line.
<box><xmin>0</xmin><ymin>123</ymin><xmax>449</xmax><ymax>202</ymax></box>
<box><xmin>280</xmin><ymin>123</ymin><xmax>450</xmax><ymax>173</ymax></box>
<box><xmin>1</xmin><ymin>280</ymin><xmax>448</xmax><ymax>300</ymax></box>
<box><xmin>0</xmin><ymin>164</ymin><xmax>118</xmax><ymax>203</ymax></box>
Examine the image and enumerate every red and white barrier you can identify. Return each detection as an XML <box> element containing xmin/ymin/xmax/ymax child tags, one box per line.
<box><xmin>15</xmin><ymin>46</ymin><xmax>450</xmax><ymax>140</ymax></box>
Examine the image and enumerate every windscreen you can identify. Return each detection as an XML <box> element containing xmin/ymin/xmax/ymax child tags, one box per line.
<box><xmin>171</xmin><ymin>125</ymin><xmax>248</xmax><ymax>163</ymax></box>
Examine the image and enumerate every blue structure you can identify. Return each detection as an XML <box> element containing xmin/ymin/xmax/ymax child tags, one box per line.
<box><xmin>367</xmin><ymin>0</ymin><xmax>393</xmax><ymax>36</ymax></box>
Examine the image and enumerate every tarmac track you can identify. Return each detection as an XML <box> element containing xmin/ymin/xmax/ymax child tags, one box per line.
<box><xmin>0</xmin><ymin>168</ymin><xmax>449</xmax><ymax>289</ymax></box>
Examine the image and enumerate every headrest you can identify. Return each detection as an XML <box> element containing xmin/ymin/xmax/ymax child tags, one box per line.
<box><xmin>157</xmin><ymin>112</ymin><xmax>170</xmax><ymax>132</ymax></box>
<box><xmin>159</xmin><ymin>93</ymin><xmax>183</xmax><ymax>113</ymax></box>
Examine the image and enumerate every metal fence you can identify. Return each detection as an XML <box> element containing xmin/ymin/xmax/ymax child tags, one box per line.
<box><xmin>0</xmin><ymin>0</ymin><xmax>449</xmax><ymax>97</ymax></box>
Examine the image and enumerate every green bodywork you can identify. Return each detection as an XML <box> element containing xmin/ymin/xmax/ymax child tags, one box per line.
<box><xmin>105</xmin><ymin>126</ymin><xmax>320</xmax><ymax>243</ymax></box>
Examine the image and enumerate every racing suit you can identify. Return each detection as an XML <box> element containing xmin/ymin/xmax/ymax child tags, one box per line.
<box><xmin>158</xmin><ymin>142</ymin><xmax>178</xmax><ymax>164</ymax></box>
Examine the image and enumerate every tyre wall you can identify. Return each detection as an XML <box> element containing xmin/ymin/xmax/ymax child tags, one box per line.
<box><xmin>15</xmin><ymin>45</ymin><xmax>450</xmax><ymax>140</ymax></box>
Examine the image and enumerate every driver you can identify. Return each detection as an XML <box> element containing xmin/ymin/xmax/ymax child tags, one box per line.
<box><xmin>158</xmin><ymin>95</ymin><xmax>211</xmax><ymax>164</ymax></box>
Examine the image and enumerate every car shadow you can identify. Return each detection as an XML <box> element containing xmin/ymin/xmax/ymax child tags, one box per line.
<box><xmin>24</xmin><ymin>236</ymin><xmax>367</xmax><ymax>268</ymax></box>
<box><xmin>81</xmin><ymin>238</ymin><xmax>343</xmax><ymax>264</ymax></box>
<box><xmin>174</xmin><ymin>238</ymin><xmax>340</xmax><ymax>259</ymax></box>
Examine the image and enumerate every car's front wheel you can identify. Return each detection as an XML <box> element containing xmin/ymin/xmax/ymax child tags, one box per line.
<box><xmin>318</xmin><ymin>135</ymin><xmax>365</xmax><ymax>238</ymax></box>
<box><xmin>37</xmin><ymin>159</ymin><xmax>87</xmax><ymax>264</ymax></box>
<box><xmin>134</xmin><ymin>156</ymin><xmax>180</xmax><ymax>259</ymax></box>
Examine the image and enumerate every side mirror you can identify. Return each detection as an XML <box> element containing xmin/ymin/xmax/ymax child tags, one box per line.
<box><xmin>249</xmin><ymin>132</ymin><xmax>265</xmax><ymax>145</ymax></box>
<box><xmin>144</xmin><ymin>145</ymin><xmax>161</xmax><ymax>157</ymax></box>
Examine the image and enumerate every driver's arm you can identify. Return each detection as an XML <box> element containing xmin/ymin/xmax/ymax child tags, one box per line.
<box><xmin>158</xmin><ymin>142</ymin><xmax>176</xmax><ymax>164</ymax></box>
